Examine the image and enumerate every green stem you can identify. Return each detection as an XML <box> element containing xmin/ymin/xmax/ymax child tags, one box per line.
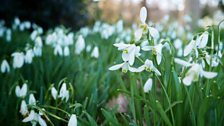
<box><xmin>184</xmin><ymin>86</ymin><xmax>196</xmax><ymax>126</ymax></box>
<box><xmin>156</xmin><ymin>75</ymin><xmax>175</xmax><ymax>126</ymax></box>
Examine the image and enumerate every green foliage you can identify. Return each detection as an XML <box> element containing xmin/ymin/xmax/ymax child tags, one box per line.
<box><xmin>0</xmin><ymin>22</ymin><xmax>224</xmax><ymax>126</ymax></box>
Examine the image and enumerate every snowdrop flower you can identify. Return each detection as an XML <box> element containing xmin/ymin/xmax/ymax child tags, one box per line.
<box><xmin>38</xmin><ymin>114</ymin><xmax>47</xmax><ymax>126</ymax></box>
<box><xmin>6</xmin><ymin>29</ymin><xmax>12</xmax><ymax>42</ymax></box>
<box><xmin>65</xmin><ymin>33</ymin><xmax>74</xmax><ymax>46</ymax></box>
<box><xmin>19</xmin><ymin>24</ymin><xmax>25</xmax><ymax>31</ymax></box>
<box><xmin>91</xmin><ymin>46</ymin><xmax>99</xmax><ymax>58</ymax></box>
<box><xmin>140</xmin><ymin>7</ymin><xmax>147</xmax><ymax>25</ymax></box>
<box><xmin>174</xmin><ymin>58</ymin><xmax>217</xmax><ymax>86</ymax></box>
<box><xmin>31</xmin><ymin>31</ymin><xmax>38</xmax><ymax>41</ymax></box>
<box><xmin>12</xmin><ymin>52</ymin><xmax>25</xmax><ymax>68</ymax></box>
<box><xmin>116</xmin><ymin>20</ymin><xmax>123</xmax><ymax>33</ymax></box>
<box><xmin>113</xmin><ymin>43</ymin><xmax>140</xmax><ymax>65</ymax></box>
<box><xmin>33</xmin><ymin>46</ymin><xmax>42</xmax><ymax>57</ymax></box>
<box><xmin>59</xmin><ymin>83</ymin><xmax>69</xmax><ymax>102</ymax></box>
<box><xmin>174</xmin><ymin>39</ymin><xmax>183</xmax><ymax>56</ymax></box>
<box><xmin>46</xmin><ymin>33</ymin><xmax>56</xmax><ymax>45</ymax></box>
<box><xmin>22</xmin><ymin>110</ymin><xmax>38</xmax><ymax>123</ymax></box>
<box><xmin>25</xmin><ymin>49</ymin><xmax>34</xmax><ymax>64</ymax></box>
<box><xmin>80</xmin><ymin>27</ymin><xmax>89</xmax><ymax>37</ymax></box>
<box><xmin>205</xmin><ymin>53</ymin><xmax>219</xmax><ymax>67</ymax></box>
<box><xmin>135</xmin><ymin>7</ymin><xmax>159</xmax><ymax>41</ymax></box>
<box><xmin>64</xmin><ymin>46</ymin><xmax>70</xmax><ymax>56</ymax></box>
<box><xmin>184</xmin><ymin>31</ymin><xmax>209</xmax><ymax>57</ymax></box>
<box><xmin>68</xmin><ymin>114</ymin><xmax>77</xmax><ymax>126</ymax></box>
<box><xmin>15</xmin><ymin>83</ymin><xmax>28</xmax><ymax>98</ymax></box>
<box><xmin>1</xmin><ymin>59</ymin><xmax>10</xmax><ymax>73</ymax></box>
<box><xmin>14</xmin><ymin>18</ymin><xmax>20</xmax><ymax>27</ymax></box>
<box><xmin>37</xmin><ymin>27</ymin><xmax>43</xmax><ymax>35</ymax></box>
<box><xmin>35</xmin><ymin>36</ymin><xmax>43</xmax><ymax>47</ymax></box>
<box><xmin>23</xmin><ymin>110</ymin><xmax>47</xmax><ymax>126</ymax></box>
<box><xmin>75</xmin><ymin>35</ymin><xmax>85</xmax><ymax>54</ymax></box>
<box><xmin>174</xmin><ymin>58</ymin><xmax>192</xmax><ymax>67</ymax></box>
<box><xmin>0</xmin><ymin>28</ymin><xmax>4</xmax><ymax>37</ymax></box>
<box><xmin>136</xmin><ymin>59</ymin><xmax>161</xmax><ymax>75</ymax></box>
<box><xmin>29</xmin><ymin>94</ymin><xmax>36</xmax><ymax>106</ymax></box>
<box><xmin>142</xmin><ymin>43</ymin><xmax>164</xmax><ymax>65</ymax></box>
<box><xmin>51</xmin><ymin>87</ymin><xmax>58</xmax><ymax>100</ymax></box>
<box><xmin>54</xmin><ymin>44</ymin><xmax>63</xmax><ymax>56</ymax></box>
<box><xmin>20</xmin><ymin>100</ymin><xmax>28</xmax><ymax>116</ymax></box>
<box><xmin>109</xmin><ymin>61</ymin><xmax>138</xmax><ymax>73</ymax></box>
<box><xmin>148</xmin><ymin>27</ymin><xmax>159</xmax><ymax>39</ymax></box>
<box><xmin>23</xmin><ymin>21</ymin><xmax>31</xmax><ymax>29</ymax></box>
<box><xmin>86</xmin><ymin>45</ymin><xmax>91</xmax><ymax>52</ymax></box>
<box><xmin>143</xmin><ymin>78</ymin><xmax>153</xmax><ymax>92</ymax></box>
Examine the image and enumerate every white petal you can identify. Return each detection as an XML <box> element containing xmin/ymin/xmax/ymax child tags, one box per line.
<box><xmin>155</xmin><ymin>44</ymin><xmax>163</xmax><ymax>65</ymax></box>
<box><xmin>195</xmin><ymin>49</ymin><xmax>199</xmax><ymax>58</ymax></box>
<box><xmin>21</xmin><ymin>83</ymin><xmax>28</xmax><ymax>97</ymax></box>
<box><xmin>143</xmin><ymin>78</ymin><xmax>152</xmax><ymax>92</ymax></box>
<box><xmin>25</xmin><ymin>49</ymin><xmax>34</xmax><ymax>64</ymax></box>
<box><xmin>140</xmin><ymin>7</ymin><xmax>147</xmax><ymax>23</ymax></box>
<box><xmin>65</xmin><ymin>90</ymin><xmax>69</xmax><ymax>102</ymax></box>
<box><xmin>156</xmin><ymin>54</ymin><xmax>162</xmax><ymax>65</ymax></box>
<box><xmin>64</xmin><ymin>46</ymin><xmax>70</xmax><ymax>56</ymax></box>
<box><xmin>54</xmin><ymin>45</ymin><xmax>63</xmax><ymax>56</ymax></box>
<box><xmin>122</xmin><ymin>52</ymin><xmax>129</xmax><ymax>62</ymax></box>
<box><xmin>23</xmin><ymin>110</ymin><xmax>36</xmax><ymax>122</ymax></box>
<box><xmin>29</xmin><ymin>94</ymin><xmax>36</xmax><ymax>106</ymax></box>
<box><xmin>20</xmin><ymin>100</ymin><xmax>28</xmax><ymax>116</ymax></box>
<box><xmin>128</xmin><ymin>47</ymin><xmax>136</xmax><ymax>66</ymax></box>
<box><xmin>152</xmin><ymin>67</ymin><xmax>161</xmax><ymax>76</ymax></box>
<box><xmin>198</xmin><ymin>32</ymin><xmax>209</xmax><ymax>48</ymax></box>
<box><xmin>163</xmin><ymin>42</ymin><xmax>171</xmax><ymax>53</ymax></box>
<box><xmin>144</xmin><ymin>59</ymin><xmax>153</xmax><ymax>67</ymax></box>
<box><xmin>51</xmin><ymin>87</ymin><xmax>58</xmax><ymax>100</ymax></box>
<box><xmin>59</xmin><ymin>83</ymin><xmax>69</xmax><ymax>102</ymax></box>
<box><xmin>122</xmin><ymin>62</ymin><xmax>129</xmax><ymax>72</ymax></box>
<box><xmin>201</xmin><ymin>71</ymin><xmax>217</xmax><ymax>79</ymax></box>
<box><xmin>184</xmin><ymin>40</ymin><xmax>195</xmax><ymax>56</ymax></box>
<box><xmin>142</xmin><ymin>46</ymin><xmax>153</xmax><ymax>51</ymax></box>
<box><xmin>75</xmin><ymin>35</ymin><xmax>85</xmax><ymax>54</ymax></box>
<box><xmin>128</xmin><ymin>66</ymin><xmax>140</xmax><ymax>72</ymax></box>
<box><xmin>1</xmin><ymin>60</ymin><xmax>10</xmax><ymax>73</ymax></box>
<box><xmin>174</xmin><ymin>58</ymin><xmax>192</xmax><ymax>67</ymax></box>
<box><xmin>113</xmin><ymin>43</ymin><xmax>129</xmax><ymax>50</ymax></box>
<box><xmin>183</xmin><ymin>75</ymin><xmax>194</xmax><ymax>86</ymax></box>
<box><xmin>12</xmin><ymin>52</ymin><xmax>25</xmax><ymax>68</ymax></box>
<box><xmin>135</xmin><ymin>65</ymin><xmax>145</xmax><ymax>72</ymax></box>
<box><xmin>91</xmin><ymin>46</ymin><xmax>99</xmax><ymax>58</ymax></box>
<box><xmin>135</xmin><ymin>29</ymin><xmax>143</xmax><ymax>41</ymax></box>
<box><xmin>148</xmin><ymin>27</ymin><xmax>159</xmax><ymax>39</ymax></box>
<box><xmin>134</xmin><ymin>46</ymin><xmax>141</xmax><ymax>57</ymax></box>
<box><xmin>68</xmin><ymin>114</ymin><xmax>77</xmax><ymax>126</ymax></box>
<box><xmin>109</xmin><ymin>62</ymin><xmax>125</xmax><ymax>71</ymax></box>
<box><xmin>38</xmin><ymin>116</ymin><xmax>47</xmax><ymax>126</ymax></box>
<box><xmin>15</xmin><ymin>86</ymin><xmax>20</xmax><ymax>97</ymax></box>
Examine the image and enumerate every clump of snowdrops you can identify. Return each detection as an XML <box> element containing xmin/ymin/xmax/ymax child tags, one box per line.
<box><xmin>0</xmin><ymin>7</ymin><xmax>224</xmax><ymax>126</ymax></box>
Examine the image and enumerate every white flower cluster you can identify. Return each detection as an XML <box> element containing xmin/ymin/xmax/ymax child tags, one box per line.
<box><xmin>51</xmin><ymin>83</ymin><xmax>70</xmax><ymax>102</ymax></box>
<box><xmin>46</xmin><ymin>28</ymin><xmax>74</xmax><ymax>56</ymax></box>
<box><xmin>109</xmin><ymin>7</ymin><xmax>165</xmax><ymax>92</ymax></box>
<box><xmin>15</xmin><ymin>82</ymin><xmax>77</xmax><ymax>126</ymax></box>
<box><xmin>175</xmin><ymin>30</ymin><xmax>222</xmax><ymax>85</ymax></box>
<box><xmin>0</xmin><ymin>20</ymin><xmax>12</xmax><ymax>42</ymax></box>
<box><xmin>109</xmin><ymin>6</ymin><xmax>221</xmax><ymax>92</ymax></box>
<box><xmin>15</xmin><ymin>83</ymin><xmax>47</xmax><ymax>126</ymax></box>
<box><xmin>12</xmin><ymin>18</ymin><xmax>31</xmax><ymax>31</ymax></box>
<box><xmin>0</xmin><ymin>18</ymin><xmax>106</xmax><ymax>74</ymax></box>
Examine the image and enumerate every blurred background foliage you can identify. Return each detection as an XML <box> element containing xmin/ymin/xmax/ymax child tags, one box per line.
<box><xmin>0</xmin><ymin>0</ymin><xmax>89</xmax><ymax>30</ymax></box>
<box><xmin>0</xmin><ymin>0</ymin><xmax>224</xmax><ymax>126</ymax></box>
